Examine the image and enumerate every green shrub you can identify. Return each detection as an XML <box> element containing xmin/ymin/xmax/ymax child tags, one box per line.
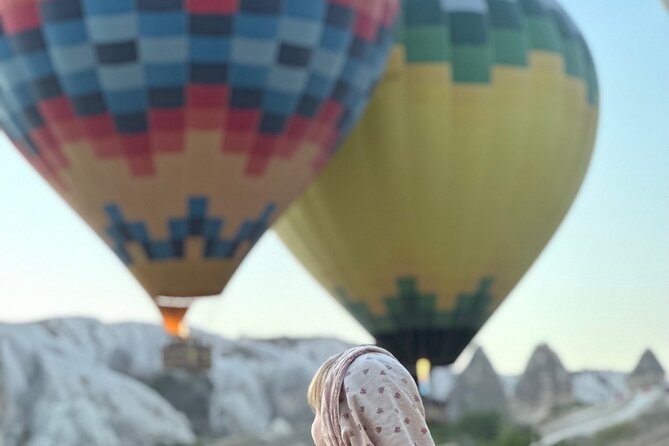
<box><xmin>428</xmin><ymin>412</ymin><xmax>541</xmax><ymax>445</ymax></box>
<box><xmin>592</xmin><ymin>422</ymin><xmax>639</xmax><ymax>445</ymax></box>
<box><xmin>454</xmin><ymin>411</ymin><xmax>503</xmax><ymax>442</ymax></box>
<box><xmin>494</xmin><ymin>425</ymin><xmax>540</xmax><ymax>446</ymax></box>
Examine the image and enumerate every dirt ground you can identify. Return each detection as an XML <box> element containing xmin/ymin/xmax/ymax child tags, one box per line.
<box><xmin>207</xmin><ymin>430</ymin><xmax>313</xmax><ymax>446</ymax></box>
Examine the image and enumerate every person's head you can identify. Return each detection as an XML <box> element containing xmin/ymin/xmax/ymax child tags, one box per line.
<box><xmin>308</xmin><ymin>345</ymin><xmax>435</xmax><ymax>446</ymax></box>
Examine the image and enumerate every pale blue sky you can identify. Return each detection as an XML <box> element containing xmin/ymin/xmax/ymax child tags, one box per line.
<box><xmin>1</xmin><ymin>1</ymin><xmax>667</xmax><ymax>375</ymax></box>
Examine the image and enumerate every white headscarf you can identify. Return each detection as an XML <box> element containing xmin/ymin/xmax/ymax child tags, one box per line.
<box><xmin>318</xmin><ymin>345</ymin><xmax>436</xmax><ymax>446</ymax></box>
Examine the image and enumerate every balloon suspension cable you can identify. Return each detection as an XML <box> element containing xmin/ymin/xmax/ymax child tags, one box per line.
<box><xmin>416</xmin><ymin>358</ymin><xmax>432</xmax><ymax>397</ymax></box>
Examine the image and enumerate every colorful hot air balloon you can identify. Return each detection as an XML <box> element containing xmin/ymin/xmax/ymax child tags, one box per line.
<box><xmin>276</xmin><ymin>0</ymin><xmax>599</xmax><ymax>368</ymax></box>
<box><xmin>0</xmin><ymin>0</ymin><xmax>398</xmax><ymax>336</ymax></box>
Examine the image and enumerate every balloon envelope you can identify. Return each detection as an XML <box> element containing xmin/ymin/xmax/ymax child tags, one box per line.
<box><xmin>276</xmin><ymin>0</ymin><xmax>599</xmax><ymax>367</ymax></box>
<box><xmin>0</xmin><ymin>0</ymin><xmax>398</xmax><ymax>333</ymax></box>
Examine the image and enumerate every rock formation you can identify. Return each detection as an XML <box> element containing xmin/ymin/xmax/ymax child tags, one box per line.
<box><xmin>447</xmin><ymin>348</ymin><xmax>509</xmax><ymax>421</ymax></box>
<box><xmin>0</xmin><ymin>318</ymin><xmax>349</xmax><ymax>445</ymax></box>
<box><xmin>513</xmin><ymin>344</ymin><xmax>572</xmax><ymax>423</ymax></box>
<box><xmin>628</xmin><ymin>349</ymin><xmax>666</xmax><ymax>390</ymax></box>
<box><xmin>0</xmin><ymin>324</ymin><xmax>194</xmax><ymax>446</ymax></box>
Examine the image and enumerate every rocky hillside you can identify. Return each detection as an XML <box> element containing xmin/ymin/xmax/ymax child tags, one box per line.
<box><xmin>0</xmin><ymin>318</ymin><xmax>348</xmax><ymax>446</ymax></box>
<box><xmin>0</xmin><ymin>318</ymin><xmax>666</xmax><ymax>446</ymax></box>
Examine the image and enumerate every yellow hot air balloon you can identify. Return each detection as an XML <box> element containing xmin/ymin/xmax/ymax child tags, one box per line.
<box><xmin>276</xmin><ymin>0</ymin><xmax>599</xmax><ymax>368</ymax></box>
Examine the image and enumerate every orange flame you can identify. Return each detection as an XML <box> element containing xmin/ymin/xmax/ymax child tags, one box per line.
<box><xmin>158</xmin><ymin>306</ymin><xmax>189</xmax><ymax>338</ymax></box>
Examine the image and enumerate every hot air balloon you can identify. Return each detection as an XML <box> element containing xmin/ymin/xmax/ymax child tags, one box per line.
<box><xmin>0</xmin><ymin>0</ymin><xmax>399</xmax><ymax>337</ymax></box>
<box><xmin>276</xmin><ymin>0</ymin><xmax>599</xmax><ymax>372</ymax></box>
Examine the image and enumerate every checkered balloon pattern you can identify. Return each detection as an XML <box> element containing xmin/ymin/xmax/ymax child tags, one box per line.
<box><xmin>0</xmin><ymin>0</ymin><xmax>398</xmax><ymax>298</ymax></box>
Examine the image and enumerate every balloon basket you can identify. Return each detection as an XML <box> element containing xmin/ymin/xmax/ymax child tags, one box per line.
<box><xmin>162</xmin><ymin>338</ymin><xmax>212</xmax><ymax>371</ymax></box>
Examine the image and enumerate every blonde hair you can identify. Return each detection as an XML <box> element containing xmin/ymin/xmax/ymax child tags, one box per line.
<box><xmin>307</xmin><ymin>354</ymin><xmax>340</xmax><ymax>412</ymax></box>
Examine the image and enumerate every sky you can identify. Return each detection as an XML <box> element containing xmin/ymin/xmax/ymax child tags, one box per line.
<box><xmin>0</xmin><ymin>1</ymin><xmax>667</xmax><ymax>375</ymax></box>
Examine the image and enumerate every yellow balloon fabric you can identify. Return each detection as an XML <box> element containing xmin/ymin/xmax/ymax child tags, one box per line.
<box><xmin>276</xmin><ymin>0</ymin><xmax>599</xmax><ymax>366</ymax></box>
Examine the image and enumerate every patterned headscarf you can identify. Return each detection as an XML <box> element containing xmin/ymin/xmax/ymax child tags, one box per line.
<box><xmin>318</xmin><ymin>345</ymin><xmax>436</xmax><ymax>446</ymax></box>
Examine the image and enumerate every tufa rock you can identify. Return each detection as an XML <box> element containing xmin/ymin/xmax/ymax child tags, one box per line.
<box><xmin>513</xmin><ymin>343</ymin><xmax>572</xmax><ymax>424</ymax></box>
<box><xmin>447</xmin><ymin>348</ymin><xmax>509</xmax><ymax>421</ymax></box>
<box><xmin>627</xmin><ymin>349</ymin><xmax>666</xmax><ymax>390</ymax></box>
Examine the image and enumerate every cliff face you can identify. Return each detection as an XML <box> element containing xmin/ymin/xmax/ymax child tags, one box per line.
<box><xmin>0</xmin><ymin>318</ymin><xmax>349</xmax><ymax>446</ymax></box>
<box><xmin>0</xmin><ymin>321</ymin><xmax>194</xmax><ymax>446</ymax></box>
<box><xmin>513</xmin><ymin>344</ymin><xmax>573</xmax><ymax>423</ymax></box>
<box><xmin>628</xmin><ymin>349</ymin><xmax>666</xmax><ymax>389</ymax></box>
<box><xmin>447</xmin><ymin>348</ymin><xmax>508</xmax><ymax>421</ymax></box>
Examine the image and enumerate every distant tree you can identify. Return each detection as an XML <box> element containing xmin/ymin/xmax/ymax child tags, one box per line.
<box><xmin>430</xmin><ymin>412</ymin><xmax>541</xmax><ymax>446</ymax></box>
<box><xmin>494</xmin><ymin>425</ymin><xmax>540</xmax><ymax>446</ymax></box>
<box><xmin>453</xmin><ymin>411</ymin><xmax>502</xmax><ymax>442</ymax></box>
